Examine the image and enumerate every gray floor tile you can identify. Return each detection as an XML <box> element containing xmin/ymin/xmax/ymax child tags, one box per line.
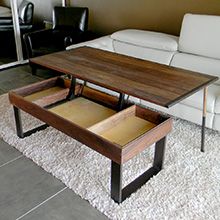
<box><xmin>0</xmin><ymin>75</ymin><xmax>40</xmax><ymax>91</ymax></box>
<box><xmin>0</xmin><ymin>64</ymin><xmax>107</xmax><ymax>220</ymax></box>
<box><xmin>0</xmin><ymin>156</ymin><xmax>65</xmax><ymax>220</ymax></box>
<box><xmin>0</xmin><ymin>65</ymin><xmax>61</xmax><ymax>92</ymax></box>
<box><xmin>0</xmin><ymin>65</ymin><xmax>39</xmax><ymax>91</ymax></box>
<box><xmin>20</xmin><ymin>188</ymin><xmax>109</xmax><ymax>220</ymax></box>
<box><xmin>0</xmin><ymin>139</ymin><xmax>21</xmax><ymax>166</ymax></box>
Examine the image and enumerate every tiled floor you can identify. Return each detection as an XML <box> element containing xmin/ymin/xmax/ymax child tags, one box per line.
<box><xmin>0</xmin><ymin>65</ymin><xmax>108</xmax><ymax>220</ymax></box>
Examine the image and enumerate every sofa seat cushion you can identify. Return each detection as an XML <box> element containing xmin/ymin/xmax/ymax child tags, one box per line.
<box><xmin>66</xmin><ymin>36</ymin><xmax>114</xmax><ymax>52</ymax></box>
<box><xmin>113</xmin><ymin>40</ymin><xmax>176</xmax><ymax>65</ymax></box>
<box><xmin>179</xmin><ymin>13</ymin><xmax>220</xmax><ymax>60</ymax></box>
<box><xmin>111</xmin><ymin>29</ymin><xmax>178</xmax><ymax>52</ymax></box>
<box><xmin>171</xmin><ymin>52</ymin><xmax>220</xmax><ymax>85</ymax></box>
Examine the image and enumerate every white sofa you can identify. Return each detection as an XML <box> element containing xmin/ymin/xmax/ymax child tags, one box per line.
<box><xmin>67</xmin><ymin>13</ymin><xmax>220</xmax><ymax>132</ymax></box>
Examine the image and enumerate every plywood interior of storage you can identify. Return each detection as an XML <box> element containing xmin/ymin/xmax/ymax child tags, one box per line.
<box><xmin>99</xmin><ymin>115</ymin><xmax>156</xmax><ymax>146</ymax></box>
<box><xmin>49</xmin><ymin>97</ymin><xmax>116</xmax><ymax>128</ymax></box>
<box><xmin>24</xmin><ymin>86</ymin><xmax>65</xmax><ymax>102</ymax></box>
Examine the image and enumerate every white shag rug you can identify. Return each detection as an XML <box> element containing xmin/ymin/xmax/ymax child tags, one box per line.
<box><xmin>0</xmin><ymin>93</ymin><xmax>220</xmax><ymax>220</ymax></box>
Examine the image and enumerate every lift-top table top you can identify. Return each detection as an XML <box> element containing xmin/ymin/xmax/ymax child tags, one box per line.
<box><xmin>30</xmin><ymin>46</ymin><xmax>218</xmax><ymax>108</ymax></box>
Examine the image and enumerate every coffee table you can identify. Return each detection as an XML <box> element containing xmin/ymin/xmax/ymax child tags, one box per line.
<box><xmin>30</xmin><ymin>46</ymin><xmax>218</xmax><ymax>151</ymax></box>
<box><xmin>9</xmin><ymin>47</ymin><xmax>218</xmax><ymax>203</ymax></box>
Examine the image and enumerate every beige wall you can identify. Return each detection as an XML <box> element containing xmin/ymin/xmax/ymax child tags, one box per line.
<box><xmin>70</xmin><ymin>0</ymin><xmax>220</xmax><ymax>36</ymax></box>
<box><xmin>2</xmin><ymin>0</ymin><xmax>220</xmax><ymax>35</ymax></box>
<box><xmin>31</xmin><ymin>0</ymin><xmax>61</xmax><ymax>22</ymax></box>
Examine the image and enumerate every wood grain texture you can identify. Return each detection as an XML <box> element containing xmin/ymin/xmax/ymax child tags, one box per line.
<box><xmin>9</xmin><ymin>91</ymin><xmax>123</xmax><ymax>164</ymax></box>
<box><xmin>30</xmin><ymin>47</ymin><xmax>218</xmax><ymax>107</ymax></box>
<box><xmin>88</xmin><ymin>106</ymin><xmax>136</xmax><ymax>134</ymax></box>
<box><xmin>82</xmin><ymin>86</ymin><xmax>119</xmax><ymax>109</ymax></box>
<box><xmin>12</xmin><ymin>77</ymin><xmax>59</xmax><ymax>96</ymax></box>
<box><xmin>121</xmin><ymin>117</ymin><xmax>173</xmax><ymax>163</ymax></box>
<box><xmin>25</xmin><ymin>87</ymin><xmax>66</xmax><ymax>102</ymax></box>
<box><xmin>9</xmin><ymin>88</ymin><xmax>172</xmax><ymax>164</ymax></box>
<box><xmin>28</xmin><ymin>88</ymin><xmax>70</xmax><ymax>108</ymax></box>
<box><xmin>89</xmin><ymin>105</ymin><xmax>156</xmax><ymax>146</ymax></box>
<box><xmin>100</xmin><ymin>115</ymin><xmax>156</xmax><ymax>146</ymax></box>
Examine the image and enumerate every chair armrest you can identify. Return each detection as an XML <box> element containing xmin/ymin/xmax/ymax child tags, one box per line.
<box><xmin>64</xmin><ymin>36</ymin><xmax>73</xmax><ymax>48</ymax></box>
<box><xmin>23</xmin><ymin>29</ymin><xmax>53</xmax><ymax>58</ymax></box>
<box><xmin>64</xmin><ymin>31</ymin><xmax>100</xmax><ymax>48</ymax></box>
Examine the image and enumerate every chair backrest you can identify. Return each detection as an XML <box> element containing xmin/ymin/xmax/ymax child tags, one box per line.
<box><xmin>53</xmin><ymin>6</ymin><xmax>88</xmax><ymax>32</ymax></box>
<box><xmin>18</xmin><ymin>0</ymin><xmax>34</xmax><ymax>25</ymax></box>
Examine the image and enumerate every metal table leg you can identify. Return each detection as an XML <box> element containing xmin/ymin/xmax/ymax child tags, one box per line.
<box><xmin>111</xmin><ymin>137</ymin><xmax>166</xmax><ymax>203</ymax></box>
<box><xmin>201</xmin><ymin>87</ymin><xmax>207</xmax><ymax>152</ymax></box>
<box><xmin>117</xmin><ymin>93</ymin><xmax>125</xmax><ymax>111</ymax></box>
<box><xmin>66</xmin><ymin>76</ymin><xmax>76</xmax><ymax>100</ymax></box>
<box><xmin>13</xmin><ymin>106</ymin><xmax>24</xmax><ymax>138</ymax></box>
<box><xmin>13</xmin><ymin>106</ymin><xmax>49</xmax><ymax>138</ymax></box>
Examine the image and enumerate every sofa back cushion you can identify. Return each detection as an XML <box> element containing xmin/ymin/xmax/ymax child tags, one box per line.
<box><xmin>111</xmin><ymin>29</ymin><xmax>178</xmax><ymax>52</ymax></box>
<box><xmin>179</xmin><ymin>13</ymin><xmax>220</xmax><ymax>60</ymax></box>
<box><xmin>110</xmin><ymin>29</ymin><xmax>178</xmax><ymax>65</ymax></box>
<box><xmin>113</xmin><ymin>40</ymin><xmax>176</xmax><ymax>65</ymax></box>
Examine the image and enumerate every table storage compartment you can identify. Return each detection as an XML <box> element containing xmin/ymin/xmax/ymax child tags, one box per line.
<box><xmin>9</xmin><ymin>76</ymin><xmax>172</xmax><ymax>164</ymax></box>
<box><xmin>89</xmin><ymin>105</ymin><xmax>157</xmax><ymax>146</ymax></box>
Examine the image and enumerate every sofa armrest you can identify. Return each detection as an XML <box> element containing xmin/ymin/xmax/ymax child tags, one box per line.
<box><xmin>66</xmin><ymin>35</ymin><xmax>114</xmax><ymax>52</ymax></box>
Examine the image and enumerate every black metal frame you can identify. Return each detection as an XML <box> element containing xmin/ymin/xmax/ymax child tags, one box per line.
<box><xmin>12</xmin><ymin>77</ymin><xmax>77</xmax><ymax>138</ymax></box>
<box><xmin>111</xmin><ymin>137</ymin><xmax>166</xmax><ymax>203</ymax></box>
<box><xmin>13</xmin><ymin>106</ymin><xmax>49</xmax><ymax>138</ymax></box>
<box><xmin>201</xmin><ymin>116</ymin><xmax>206</xmax><ymax>152</ymax></box>
<box><xmin>66</xmin><ymin>77</ymin><xmax>76</xmax><ymax>100</ymax></box>
<box><xmin>117</xmin><ymin>93</ymin><xmax>125</xmax><ymax>111</ymax></box>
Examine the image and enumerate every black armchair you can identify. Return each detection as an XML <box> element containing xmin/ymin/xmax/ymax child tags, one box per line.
<box><xmin>23</xmin><ymin>6</ymin><xmax>90</xmax><ymax>59</ymax></box>
<box><xmin>0</xmin><ymin>0</ymin><xmax>34</xmax><ymax>32</ymax></box>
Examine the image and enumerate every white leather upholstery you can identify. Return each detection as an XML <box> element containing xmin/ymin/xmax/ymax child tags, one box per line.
<box><xmin>66</xmin><ymin>36</ymin><xmax>114</xmax><ymax>52</ymax></box>
<box><xmin>111</xmin><ymin>29</ymin><xmax>178</xmax><ymax>51</ymax></box>
<box><xmin>113</xmin><ymin>40</ymin><xmax>176</xmax><ymax>65</ymax></box>
<box><xmin>171</xmin><ymin>52</ymin><xmax>220</xmax><ymax>85</ymax></box>
<box><xmin>215</xmin><ymin>96</ymin><xmax>220</xmax><ymax>113</ymax></box>
<box><xmin>213</xmin><ymin>115</ymin><xmax>220</xmax><ymax>130</ymax></box>
<box><xmin>179</xmin><ymin>13</ymin><xmax>220</xmax><ymax>60</ymax></box>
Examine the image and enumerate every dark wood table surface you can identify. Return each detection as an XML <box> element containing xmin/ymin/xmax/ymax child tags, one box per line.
<box><xmin>30</xmin><ymin>46</ymin><xmax>218</xmax><ymax>108</ymax></box>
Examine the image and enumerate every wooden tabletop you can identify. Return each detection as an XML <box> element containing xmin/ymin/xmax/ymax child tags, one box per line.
<box><xmin>30</xmin><ymin>46</ymin><xmax>218</xmax><ymax>107</ymax></box>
